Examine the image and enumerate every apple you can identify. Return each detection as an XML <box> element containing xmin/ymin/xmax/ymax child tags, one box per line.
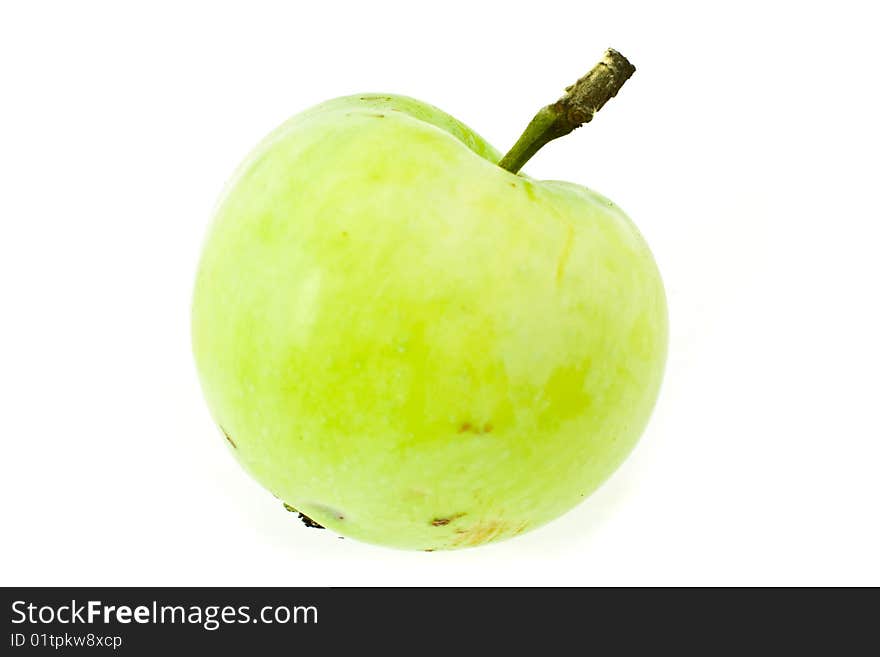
<box><xmin>192</xmin><ymin>50</ymin><xmax>667</xmax><ymax>550</ymax></box>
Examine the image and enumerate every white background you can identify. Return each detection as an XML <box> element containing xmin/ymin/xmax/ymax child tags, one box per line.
<box><xmin>2</xmin><ymin>1</ymin><xmax>878</xmax><ymax>586</ymax></box>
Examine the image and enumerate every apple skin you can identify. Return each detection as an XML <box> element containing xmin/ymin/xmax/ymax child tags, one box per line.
<box><xmin>192</xmin><ymin>94</ymin><xmax>667</xmax><ymax>550</ymax></box>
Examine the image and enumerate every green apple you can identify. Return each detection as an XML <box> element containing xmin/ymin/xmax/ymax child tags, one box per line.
<box><xmin>192</xmin><ymin>51</ymin><xmax>667</xmax><ymax>550</ymax></box>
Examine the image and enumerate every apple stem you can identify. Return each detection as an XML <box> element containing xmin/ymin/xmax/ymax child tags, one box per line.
<box><xmin>497</xmin><ymin>49</ymin><xmax>636</xmax><ymax>175</ymax></box>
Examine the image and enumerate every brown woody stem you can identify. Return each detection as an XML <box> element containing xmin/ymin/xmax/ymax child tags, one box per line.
<box><xmin>497</xmin><ymin>49</ymin><xmax>636</xmax><ymax>174</ymax></box>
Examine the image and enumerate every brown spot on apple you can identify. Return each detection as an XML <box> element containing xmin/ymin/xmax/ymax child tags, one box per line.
<box><xmin>452</xmin><ymin>520</ymin><xmax>517</xmax><ymax>547</ymax></box>
<box><xmin>431</xmin><ymin>513</ymin><xmax>466</xmax><ymax>527</ymax></box>
<box><xmin>458</xmin><ymin>421</ymin><xmax>494</xmax><ymax>434</ymax></box>
<box><xmin>283</xmin><ymin>503</ymin><xmax>326</xmax><ymax>529</ymax></box>
<box><xmin>220</xmin><ymin>427</ymin><xmax>236</xmax><ymax>449</ymax></box>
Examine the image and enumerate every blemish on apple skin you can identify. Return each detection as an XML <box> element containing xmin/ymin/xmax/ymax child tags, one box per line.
<box><xmin>431</xmin><ymin>513</ymin><xmax>466</xmax><ymax>527</ymax></box>
<box><xmin>451</xmin><ymin>520</ymin><xmax>509</xmax><ymax>547</ymax></box>
<box><xmin>283</xmin><ymin>503</ymin><xmax>326</xmax><ymax>529</ymax></box>
<box><xmin>296</xmin><ymin>513</ymin><xmax>325</xmax><ymax>529</ymax></box>
<box><xmin>220</xmin><ymin>427</ymin><xmax>236</xmax><ymax>449</ymax></box>
<box><xmin>457</xmin><ymin>422</ymin><xmax>493</xmax><ymax>434</ymax></box>
<box><xmin>359</xmin><ymin>96</ymin><xmax>392</xmax><ymax>101</ymax></box>
<box><xmin>309</xmin><ymin>503</ymin><xmax>346</xmax><ymax>521</ymax></box>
